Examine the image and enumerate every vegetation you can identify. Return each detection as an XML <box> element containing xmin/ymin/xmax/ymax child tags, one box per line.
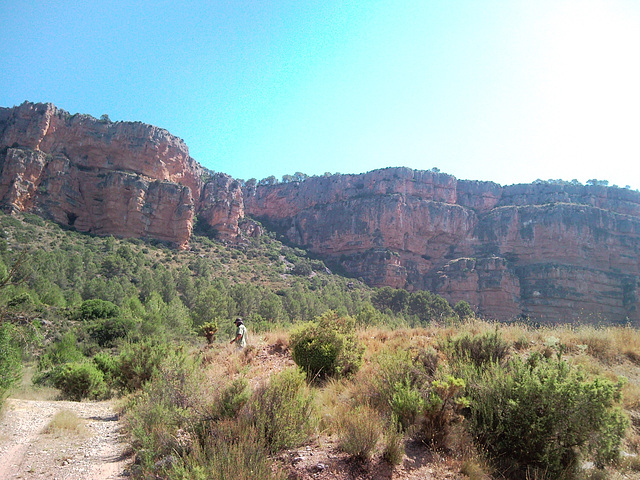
<box><xmin>289</xmin><ymin>310</ymin><xmax>364</xmax><ymax>380</ymax></box>
<box><xmin>1</xmin><ymin>211</ymin><xmax>639</xmax><ymax>479</ymax></box>
<box><xmin>465</xmin><ymin>356</ymin><xmax>628</xmax><ymax>479</ymax></box>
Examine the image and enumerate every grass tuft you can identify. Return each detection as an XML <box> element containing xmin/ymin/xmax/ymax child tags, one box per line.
<box><xmin>44</xmin><ymin>410</ymin><xmax>86</xmax><ymax>435</ymax></box>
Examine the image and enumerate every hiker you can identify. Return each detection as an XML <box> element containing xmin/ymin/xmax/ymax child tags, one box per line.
<box><xmin>230</xmin><ymin>317</ymin><xmax>247</xmax><ymax>349</ymax></box>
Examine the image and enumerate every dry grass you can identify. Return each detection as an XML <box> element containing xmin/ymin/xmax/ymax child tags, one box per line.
<box><xmin>314</xmin><ymin>378</ymin><xmax>353</xmax><ymax>433</ymax></box>
<box><xmin>610</xmin><ymin>327</ymin><xmax>640</xmax><ymax>365</ymax></box>
<box><xmin>43</xmin><ymin>410</ymin><xmax>86</xmax><ymax>436</ymax></box>
<box><xmin>8</xmin><ymin>365</ymin><xmax>58</xmax><ymax>401</ymax></box>
<box><xmin>460</xmin><ymin>457</ymin><xmax>492</xmax><ymax>480</ymax></box>
<box><xmin>262</xmin><ymin>330</ymin><xmax>289</xmax><ymax>351</ymax></box>
<box><xmin>335</xmin><ymin>404</ymin><xmax>383</xmax><ymax>460</ymax></box>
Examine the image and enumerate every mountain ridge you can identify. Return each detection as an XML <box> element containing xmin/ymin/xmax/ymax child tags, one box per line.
<box><xmin>2</xmin><ymin>101</ymin><xmax>639</xmax><ymax>323</ymax></box>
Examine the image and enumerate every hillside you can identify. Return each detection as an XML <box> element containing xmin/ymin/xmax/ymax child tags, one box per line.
<box><xmin>0</xmin><ymin>194</ymin><xmax>640</xmax><ymax>479</ymax></box>
<box><xmin>2</xmin><ymin>102</ymin><xmax>640</xmax><ymax>323</ymax></box>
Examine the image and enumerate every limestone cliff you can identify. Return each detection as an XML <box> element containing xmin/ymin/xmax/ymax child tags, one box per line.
<box><xmin>244</xmin><ymin>169</ymin><xmax>640</xmax><ymax>323</ymax></box>
<box><xmin>0</xmin><ymin>102</ymin><xmax>241</xmax><ymax>248</ymax></box>
<box><xmin>3</xmin><ymin>102</ymin><xmax>640</xmax><ymax>324</ymax></box>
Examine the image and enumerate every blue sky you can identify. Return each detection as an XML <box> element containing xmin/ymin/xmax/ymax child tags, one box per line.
<box><xmin>2</xmin><ymin>0</ymin><xmax>639</xmax><ymax>188</ymax></box>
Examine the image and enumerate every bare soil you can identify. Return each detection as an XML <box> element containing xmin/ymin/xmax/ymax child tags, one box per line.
<box><xmin>0</xmin><ymin>398</ymin><xmax>130</xmax><ymax>480</ymax></box>
<box><xmin>278</xmin><ymin>437</ymin><xmax>465</xmax><ymax>480</ymax></box>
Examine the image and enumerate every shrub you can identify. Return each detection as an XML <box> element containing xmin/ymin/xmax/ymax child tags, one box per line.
<box><xmin>125</xmin><ymin>351</ymin><xmax>203</xmax><ymax>473</ymax></box>
<box><xmin>247</xmin><ymin>367</ymin><xmax>316</xmax><ymax>453</ymax></box>
<box><xmin>216</xmin><ymin>377</ymin><xmax>250</xmax><ymax>420</ymax></box>
<box><xmin>337</xmin><ymin>405</ymin><xmax>383</xmax><ymax>460</ymax></box>
<box><xmin>421</xmin><ymin>375</ymin><xmax>469</xmax><ymax>447</ymax></box>
<box><xmin>6</xmin><ymin>292</ymin><xmax>34</xmax><ymax>309</ymax></box>
<box><xmin>168</xmin><ymin>420</ymin><xmax>285</xmax><ymax>480</ymax></box>
<box><xmin>443</xmin><ymin>327</ymin><xmax>510</xmax><ymax>368</ymax></box>
<box><xmin>52</xmin><ymin>362</ymin><xmax>108</xmax><ymax>401</ymax></box>
<box><xmin>389</xmin><ymin>378</ymin><xmax>425</xmax><ymax>430</ymax></box>
<box><xmin>198</xmin><ymin>321</ymin><xmax>218</xmax><ymax>345</ymax></box>
<box><xmin>0</xmin><ymin>322</ymin><xmax>22</xmax><ymax>400</ymax></box>
<box><xmin>369</xmin><ymin>348</ymin><xmax>434</xmax><ymax>430</ymax></box>
<box><xmin>465</xmin><ymin>357</ymin><xmax>629</xmax><ymax>479</ymax></box>
<box><xmin>290</xmin><ymin>310</ymin><xmax>364</xmax><ymax>380</ymax></box>
<box><xmin>78</xmin><ymin>298</ymin><xmax>120</xmax><ymax>321</ymax></box>
<box><xmin>37</xmin><ymin>332</ymin><xmax>84</xmax><ymax>372</ymax></box>
<box><xmin>93</xmin><ymin>352</ymin><xmax>117</xmax><ymax>381</ymax></box>
<box><xmin>382</xmin><ymin>419</ymin><xmax>405</xmax><ymax>465</ymax></box>
<box><xmin>88</xmin><ymin>316</ymin><xmax>136</xmax><ymax>347</ymax></box>
<box><xmin>292</xmin><ymin>260</ymin><xmax>312</xmax><ymax>276</ymax></box>
<box><xmin>454</xmin><ymin>300</ymin><xmax>474</xmax><ymax>319</ymax></box>
<box><xmin>115</xmin><ymin>340</ymin><xmax>174</xmax><ymax>392</ymax></box>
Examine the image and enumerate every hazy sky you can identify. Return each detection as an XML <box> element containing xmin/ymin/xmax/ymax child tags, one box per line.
<box><xmin>2</xmin><ymin>1</ymin><xmax>639</xmax><ymax>188</ymax></box>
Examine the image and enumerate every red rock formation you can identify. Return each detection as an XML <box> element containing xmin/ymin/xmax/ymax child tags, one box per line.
<box><xmin>3</xmin><ymin>102</ymin><xmax>640</xmax><ymax>324</ymax></box>
<box><xmin>0</xmin><ymin>102</ymin><xmax>202</xmax><ymax>194</ymax></box>
<box><xmin>0</xmin><ymin>102</ymin><xmax>203</xmax><ymax>248</ymax></box>
<box><xmin>244</xmin><ymin>169</ymin><xmax>640</xmax><ymax>323</ymax></box>
<box><xmin>196</xmin><ymin>173</ymin><xmax>244</xmax><ymax>241</ymax></box>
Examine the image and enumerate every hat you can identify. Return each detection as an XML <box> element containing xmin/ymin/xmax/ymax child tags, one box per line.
<box><xmin>234</xmin><ymin>317</ymin><xmax>243</xmax><ymax>324</ymax></box>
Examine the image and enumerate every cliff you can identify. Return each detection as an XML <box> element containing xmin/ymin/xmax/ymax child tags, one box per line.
<box><xmin>244</xmin><ymin>168</ymin><xmax>640</xmax><ymax>323</ymax></box>
<box><xmin>0</xmin><ymin>102</ymin><xmax>241</xmax><ymax>248</ymax></box>
<box><xmin>2</xmin><ymin>102</ymin><xmax>639</xmax><ymax>323</ymax></box>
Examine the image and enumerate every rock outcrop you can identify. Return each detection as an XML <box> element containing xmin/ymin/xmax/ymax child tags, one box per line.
<box><xmin>244</xmin><ymin>168</ymin><xmax>640</xmax><ymax>323</ymax></box>
<box><xmin>0</xmin><ymin>102</ymin><xmax>242</xmax><ymax>248</ymax></box>
<box><xmin>3</xmin><ymin>102</ymin><xmax>640</xmax><ymax>324</ymax></box>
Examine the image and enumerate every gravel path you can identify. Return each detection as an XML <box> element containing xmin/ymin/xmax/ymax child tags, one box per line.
<box><xmin>0</xmin><ymin>398</ymin><xmax>130</xmax><ymax>479</ymax></box>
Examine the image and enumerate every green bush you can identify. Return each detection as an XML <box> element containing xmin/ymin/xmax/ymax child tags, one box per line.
<box><xmin>443</xmin><ymin>327</ymin><xmax>510</xmax><ymax>368</ymax></box>
<box><xmin>465</xmin><ymin>357</ymin><xmax>628</xmax><ymax>479</ymax></box>
<box><xmin>115</xmin><ymin>341</ymin><xmax>174</xmax><ymax>392</ymax></box>
<box><xmin>290</xmin><ymin>310</ymin><xmax>364</xmax><ymax>380</ymax></box>
<box><xmin>216</xmin><ymin>377</ymin><xmax>250</xmax><ymax>420</ymax></box>
<box><xmin>93</xmin><ymin>352</ymin><xmax>117</xmax><ymax>381</ymax></box>
<box><xmin>370</xmin><ymin>348</ymin><xmax>435</xmax><ymax>430</ymax></box>
<box><xmin>247</xmin><ymin>367</ymin><xmax>316</xmax><ymax>453</ymax></box>
<box><xmin>6</xmin><ymin>292</ymin><xmax>34</xmax><ymax>309</ymax></box>
<box><xmin>88</xmin><ymin>316</ymin><xmax>136</xmax><ymax>347</ymax></box>
<box><xmin>454</xmin><ymin>300</ymin><xmax>473</xmax><ymax>319</ymax></box>
<box><xmin>52</xmin><ymin>362</ymin><xmax>108</xmax><ymax>401</ymax></box>
<box><xmin>125</xmin><ymin>351</ymin><xmax>203</xmax><ymax>474</ymax></box>
<box><xmin>0</xmin><ymin>323</ymin><xmax>23</xmax><ymax>400</ymax></box>
<box><xmin>389</xmin><ymin>378</ymin><xmax>425</xmax><ymax>430</ymax></box>
<box><xmin>421</xmin><ymin>375</ymin><xmax>468</xmax><ymax>447</ymax></box>
<box><xmin>37</xmin><ymin>332</ymin><xmax>84</xmax><ymax>372</ymax></box>
<box><xmin>78</xmin><ymin>298</ymin><xmax>120</xmax><ymax>321</ymax></box>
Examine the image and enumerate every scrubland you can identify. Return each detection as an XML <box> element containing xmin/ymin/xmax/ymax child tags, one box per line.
<box><xmin>1</xmin><ymin>212</ymin><xmax>640</xmax><ymax>479</ymax></box>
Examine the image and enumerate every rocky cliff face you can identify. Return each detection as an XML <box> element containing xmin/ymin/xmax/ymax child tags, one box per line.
<box><xmin>244</xmin><ymin>168</ymin><xmax>640</xmax><ymax>323</ymax></box>
<box><xmin>3</xmin><ymin>102</ymin><xmax>639</xmax><ymax>324</ymax></box>
<box><xmin>0</xmin><ymin>102</ymin><xmax>242</xmax><ymax>248</ymax></box>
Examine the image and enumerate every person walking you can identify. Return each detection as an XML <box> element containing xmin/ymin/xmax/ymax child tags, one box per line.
<box><xmin>230</xmin><ymin>317</ymin><xmax>247</xmax><ymax>349</ymax></box>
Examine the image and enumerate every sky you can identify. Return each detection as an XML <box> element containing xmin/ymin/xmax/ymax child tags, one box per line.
<box><xmin>1</xmin><ymin>0</ymin><xmax>639</xmax><ymax>188</ymax></box>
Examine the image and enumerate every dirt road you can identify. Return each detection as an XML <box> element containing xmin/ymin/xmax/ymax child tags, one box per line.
<box><xmin>0</xmin><ymin>398</ymin><xmax>130</xmax><ymax>479</ymax></box>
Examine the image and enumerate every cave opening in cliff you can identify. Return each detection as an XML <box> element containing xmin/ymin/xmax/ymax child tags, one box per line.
<box><xmin>66</xmin><ymin>212</ymin><xmax>78</xmax><ymax>227</ymax></box>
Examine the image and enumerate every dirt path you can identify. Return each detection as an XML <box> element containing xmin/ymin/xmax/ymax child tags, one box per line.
<box><xmin>0</xmin><ymin>398</ymin><xmax>130</xmax><ymax>479</ymax></box>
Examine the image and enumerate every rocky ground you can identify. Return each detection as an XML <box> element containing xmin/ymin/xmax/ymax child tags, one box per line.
<box><xmin>278</xmin><ymin>438</ymin><xmax>465</xmax><ymax>480</ymax></box>
<box><xmin>0</xmin><ymin>398</ymin><xmax>130</xmax><ymax>480</ymax></box>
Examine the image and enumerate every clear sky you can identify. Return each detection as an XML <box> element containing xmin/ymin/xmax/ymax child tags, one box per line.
<box><xmin>2</xmin><ymin>0</ymin><xmax>639</xmax><ymax>188</ymax></box>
